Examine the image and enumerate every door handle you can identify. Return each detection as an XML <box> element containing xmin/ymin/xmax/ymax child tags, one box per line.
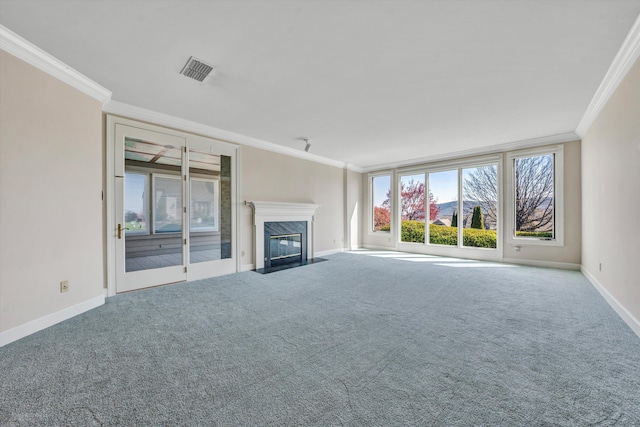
<box><xmin>117</xmin><ymin>223</ymin><xmax>130</xmax><ymax>239</ymax></box>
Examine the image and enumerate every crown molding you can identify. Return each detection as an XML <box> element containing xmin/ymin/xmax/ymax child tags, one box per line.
<box><xmin>103</xmin><ymin>100</ymin><xmax>356</xmax><ymax>170</ymax></box>
<box><xmin>575</xmin><ymin>14</ymin><xmax>640</xmax><ymax>137</ymax></box>
<box><xmin>361</xmin><ymin>131</ymin><xmax>579</xmax><ymax>173</ymax></box>
<box><xmin>344</xmin><ymin>163</ymin><xmax>365</xmax><ymax>173</ymax></box>
<box><xmin>0</xmin><ymin>25</ymin><xmax>112</xmax><ymax>105</ymax></box>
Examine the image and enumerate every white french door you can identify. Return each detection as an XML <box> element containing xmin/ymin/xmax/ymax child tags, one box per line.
<box><xmin>112</xmin><ymin>121</ymin><xmax>236</xmax><ymax>293</ymax></box>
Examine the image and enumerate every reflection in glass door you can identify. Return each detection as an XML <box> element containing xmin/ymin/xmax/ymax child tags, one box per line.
<box><xmin>113</xmin><ymin>119</ymin><xmax>237</xmax><ymax>294</ymax></box>
<box><xmin>124</xmin><ymin>138</ymin><xmax>184</xmax><ymax>272</ymax></box>
<box><xmin>188</xmin><ymin>149</ymin><xmax>232</xmax><ymax>264</ymax></box>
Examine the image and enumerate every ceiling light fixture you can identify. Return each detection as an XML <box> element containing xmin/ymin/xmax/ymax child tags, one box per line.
<box><xmin>180</xmin><ymin>56</ymin><xmax>216</xmax><ymax>82</ymax></box>
<box><xmin>303</xmin><ymin>139</ymin><xmax>311</xmax><ymax>152</ymax></box>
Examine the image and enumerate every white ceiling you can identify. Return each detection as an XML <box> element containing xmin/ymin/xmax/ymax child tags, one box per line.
<box><xmin>1</xmin><ymin>0</ymin><xmax>639</xmax><ymax>169</ymax></box>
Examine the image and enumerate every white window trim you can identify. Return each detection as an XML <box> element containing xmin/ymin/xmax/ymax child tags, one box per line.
<box><xmin>368</xmin><ymin>171</ymin><xmax>392</xmax><ymax>235</ymax></box>
<box><xmin>506</xmin><ymin>145</ymin><xmax>564</xmax><ymax>247</ymax></box>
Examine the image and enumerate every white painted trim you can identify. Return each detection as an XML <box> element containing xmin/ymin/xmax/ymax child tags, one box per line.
<box><xmin>501</xmin><ymin>257</ymin><xmax>579</xmax><ymax>270</ymax></box>
<box><xmin>362</xmin><ymin>132</ymin><xmax>578</xmax><ymax>173</ymax></box>
<box><xmin>367</xmin><ymin>171</ymin><xmax>394</xmax><ymax>237</ymax></box>
<box><xmin>362</xmin><ymin>244</ymin><xmax>398</xmax><ymax>251</ymax></box>
<box><xmin>576</xmin><ymin>15</ymin><xmax>640</xmax><ymax>137</ymax></box>
<box><xmin>0</xmin><ymin>295</ymin><xmax>105</xmax><ymax>347</ymax></box>
<box><xmin>345</xmin><ymin>163</ymin><xmax>365</xmax><ymax>173</ymax></box>
<box><xmin>0</xmin><ymin>25</ymin><xmax>112</xmax><ymax>105</ymax></box>
<box><xmin>581</xmin><ymin>266</ymin><xmax>640</xmax><ymax>339</ymax></box>
<box><xmin>241</xmin><ymin>263</ymin><xmax>255</xmax><ymax>272</ymax></box>
<box><xmin>103</xmin><ymin>100</ymin><xmax>355</xmax><ymax>170</ymax></box>
<box><xmin>315</xmin><ymin>248</ymin><xmax>344</xmax><ymax>257</ymax></box>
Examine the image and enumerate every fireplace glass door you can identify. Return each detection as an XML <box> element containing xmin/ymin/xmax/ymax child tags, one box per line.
<box><xmin>269</xmin><ymin>234</ymin><xmax>302</xmax><ymax>264</ymax></box>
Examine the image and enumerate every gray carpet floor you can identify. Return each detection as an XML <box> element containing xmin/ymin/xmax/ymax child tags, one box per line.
<box><xmin>1</xmin><ymin>251</ymin><xmax>639</xmax><ymax>426</ymax></box>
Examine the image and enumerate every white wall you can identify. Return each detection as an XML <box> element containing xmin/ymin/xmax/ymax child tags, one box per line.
<box><xmin>345</xmin><ymin>168</ymin><xmax>362</xmax><ymax>250</ymax></box>
<box><xmin>240</xmin><ymin>146</ymin><xmax>347</xmax><ymax>268</ymax></box>
<box><xmin>581</xmin><ymin>56</ymin><xmax>640</xmax><ymax>330</ymax></box>
<box><xmin>0</xmin><ymin>51</ymin><xmax>105</xmax><ymax>338</ymax></box>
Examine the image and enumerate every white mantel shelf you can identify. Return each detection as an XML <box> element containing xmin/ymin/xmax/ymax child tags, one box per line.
<box><xmin>246</xmin><ymin>201</ymin><xmax>320</xmax><ymax>270</ymax></box>
<box><xmin>245</xmin><ymin>201</ymin><xmax>320</xmax><ymax>219</ymax></box>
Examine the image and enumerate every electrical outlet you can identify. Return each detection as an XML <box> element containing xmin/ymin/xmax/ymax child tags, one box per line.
<box><xmin>60</xmin><ymin>280</ymin><xmax>69</xmax><ymax>293</ymax></box>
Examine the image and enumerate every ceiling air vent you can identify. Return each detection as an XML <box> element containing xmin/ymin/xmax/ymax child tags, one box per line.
<box><xmin>180</xmin><ymin>56</ymin><xmax>216</xmax><ymax>82</ymax></box>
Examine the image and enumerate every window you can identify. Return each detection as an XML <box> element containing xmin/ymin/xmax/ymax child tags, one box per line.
<box><xmin>462</xmin><ymin>165</ymin><xmax>498</xmax><ymax>248</ymax></box>
<box><xmin>508</xmin><ymin>147</ymin><xmax>563</xmax><ymax>245</ymax></box>
<box><xmin>371</xmin><ymin>174</ymin><xmax>391</xmax><ymax>232</ymax></box>
<box><xmin>399</xmin><ymin>174</ymin><xmax>426</xmax><ymax>242</ymax></box>
<box><xmin>395</xmin><ymin>156</ymin><xmax>501</xmax><ymax>251</ymax></box>
<box><xmin>428</xmin><ymin>170</ymin><xmax>458</xmax><ymax>246</ymax></box>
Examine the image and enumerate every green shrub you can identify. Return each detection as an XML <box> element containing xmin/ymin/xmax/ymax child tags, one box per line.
<box><xmin>462</xmin><ymin>227</ymin><xmax>497</xmax><ymax>248</ymax></box>
<box><xmin>515</xmin><ymin>231</ymin><xmax>553</xmax><ymax>238</ymax></box>
<box><xmin>381</xmin><ymin>221</ymin><xmax>497</xmax><ymax>248</ymax></box>
<box><xmin>429</xmin><ymin>224</ymin><xmax>457</xmax><ymax>245</ymax></box>
<box><xmin>401</xmin><ymin>221</ymin><xmax>425</xmax><ymax>243</ymax></box>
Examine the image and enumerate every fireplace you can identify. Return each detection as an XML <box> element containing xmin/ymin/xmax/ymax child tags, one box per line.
<box><xmin>264</xmin><ymin>221</ymin><xmax>307</xmax><ymax>268</ymax></box>
<box><xmin>246</xmin><ymin>201</ymin><xmax>320</xmax><ymax>272</ymax></box>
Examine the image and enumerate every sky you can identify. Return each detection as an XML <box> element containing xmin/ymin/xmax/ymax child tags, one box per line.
<box><xmin>373</xmin><ymin>167</ymin><xmax>494</xmax><ymax>208</ymax></box>
<box><xmin>374</xmin><ymin>171</ymin><xmax>459</xmax><ymax>207</ymax></box>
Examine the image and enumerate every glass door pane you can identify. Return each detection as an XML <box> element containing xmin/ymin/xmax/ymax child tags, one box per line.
<box><xmin>124</xmin><ymin>137</ymin><xmax>183</xmax><ymax>272</ymax></box>
<box><xmin>188</xmin><ymin>150</ymin><xmax>232</xmax><ymax>263</ymax></box>
<box><xmin>428</xmin><ymin>170</ymin><xmax>458</xmax><ymax>246</ymax></box>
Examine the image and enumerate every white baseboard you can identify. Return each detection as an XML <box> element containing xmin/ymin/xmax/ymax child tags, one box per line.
<box><xmin>241</xmin><ymin>263</ymin><xmax>255</xmax><ymax>272</ymax></box>
<box><xmin>502</xmin><ymin>257</ymin><xmax>580</xmax><ymax>271</ymax></box>
<box><xmin>361</xmin><ymin>244</ymin><xmax>398</xmax><ymax>251</ymax></box>
<box><xmin>315</xmin><ymin>248</ymin><xmax>344</xmax><ymax>257</ymax></box>
<box><xmin>0</xmin><ymin>295</ymin><xmax>105</xmax><ymax>347</ymax></box>
<box><xmin>581</xmin><ymin>266</ymin><xmax>640</xmax><ymax>339</ymax></box>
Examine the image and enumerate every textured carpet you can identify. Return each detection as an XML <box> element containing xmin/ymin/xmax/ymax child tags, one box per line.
<box><xmin>1</xmin><ymin>251</ymin><xmax>639</xmax><ymax>426</ymax></box>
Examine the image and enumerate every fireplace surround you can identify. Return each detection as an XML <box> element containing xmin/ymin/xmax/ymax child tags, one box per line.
<box><xmin>246</xmin><ymin>201</ymin><xmax>319</xmax><ymax>271</ymax></box>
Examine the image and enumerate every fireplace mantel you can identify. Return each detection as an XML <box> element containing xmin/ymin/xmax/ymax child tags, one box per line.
<box><xmin>246</xmin><ymin>201</ymin><xmax>319</xmax><ymax>270</ymax></box>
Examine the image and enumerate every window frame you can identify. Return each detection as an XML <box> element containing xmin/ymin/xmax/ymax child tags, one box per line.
<box><xmin>368</xmin><ymin>171</ymin><xmax>393</xmax><ymax>235</ymax></box>
<box><xmin>460</xmin><ymin>163</ymin><xmax>500</xmax><ymax>249</ymax></box>
<box><xmin>397</xmin><ymin>171</ymin><xmax>427</xmax><ymax>244</ymax></box>
<box><xmin>506</xmin><ymin>145</ymin><xmax>564</xmax><ymax>247</ymax></box>
<box><xmin>395</xmin><ymin>154</ymin><xmax>502</xmax><ymax>252</ymax></box>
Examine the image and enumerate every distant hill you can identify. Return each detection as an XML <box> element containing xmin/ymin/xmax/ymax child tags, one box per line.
<box><xmin>436</xmin><ymin>201</ymin><xmax>458</xmax><ymax>216</ymax></box>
